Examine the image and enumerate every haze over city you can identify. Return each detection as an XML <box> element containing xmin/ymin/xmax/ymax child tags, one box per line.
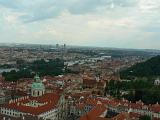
<box><xmin>0</xmin><ymin>0</ymin><xmax>160</xmax><ymax>49</ymax></box>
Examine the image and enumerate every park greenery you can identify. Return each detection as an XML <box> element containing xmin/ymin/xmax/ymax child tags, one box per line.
<box><xmin>106</xmin><ymin>55</ymin><xmax>160</xmax><ymax>104</ymax></box>
<box><xmin>139</xmin><ymin>115</ymin><xmax>151</xmax><ymax>120</ymax></box>
<box><xmin>106</xmin><ymin>79</ymin><xmax>160</xmax><ymax>104</ymax></box>
<box><xmin>120</xmin><ymin>55</ymin><xmax>160</xmax><ymax>79</ymax></box>
<box><xmin>2</xmin><ymin>59</ymin><xmax>66</xmax><ymax>82</ymax></box>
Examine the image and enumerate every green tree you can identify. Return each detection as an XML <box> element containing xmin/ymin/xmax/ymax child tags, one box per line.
<box><xmin>139</xmin><ymin>115</ymin><xmax>151</xmax><ymax>120</ymax></box>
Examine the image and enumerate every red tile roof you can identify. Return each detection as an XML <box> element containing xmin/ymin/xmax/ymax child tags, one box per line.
<box><xmin>150</xmin><ymin>103</ymin><xmax>160</xmax><ymax>113</ymax></box>
<box><xmin>112</xmin><ymin>112</ymin><xmax>130</xmax><ymax>120</ymax></box>
<box><xmin>80</xmin><ymin>105</ymin><xmax>107</xmax><ymax>120</ymax></box>
<box><xmin>2</xmin><ymin>93</ymin><xmax>60</xmax><ymax>115</ymax></box>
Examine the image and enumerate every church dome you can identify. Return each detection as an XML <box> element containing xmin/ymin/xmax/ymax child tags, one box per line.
<box><xmin>31</xmin><ymin>82</ymin><xmax>45</xmax><ymax>89</ymax></box>
<box><xmin>31</xmin><ymin>74</ymin><xmax>45</xmax><ymax>97</ymax></box>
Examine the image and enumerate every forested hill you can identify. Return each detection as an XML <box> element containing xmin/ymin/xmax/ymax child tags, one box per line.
<box><xmin>120</xmin><ymin>55</ymin><xmax>160</xmax><ymax>79</ymax></box>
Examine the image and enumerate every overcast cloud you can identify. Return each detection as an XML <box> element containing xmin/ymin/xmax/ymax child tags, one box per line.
<box><xmin>0</xmin><ymin>0</ymin><xmax>160</xmax><ymax>49</ymax></box>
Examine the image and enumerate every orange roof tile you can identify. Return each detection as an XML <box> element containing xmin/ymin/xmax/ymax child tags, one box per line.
<box><xmin>3</xmin><ymin>93</ymin><xmax>60</xmax><ymax>115</ymax></box>
<box><xmin>80</xmin><ymin>105</ymin><xmax>107</xmax><ymax>120</ymax></box>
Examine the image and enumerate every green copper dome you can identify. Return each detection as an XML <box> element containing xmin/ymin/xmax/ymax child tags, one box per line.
<box><xmin>31</xmin><ymin>82</ymin><xmax>45</xmax><ymax>89</ymax></box>
<box><xmin>31</xmin><ymin>74</ymin><xmax>45</xmax><ymax>90</ymax></box>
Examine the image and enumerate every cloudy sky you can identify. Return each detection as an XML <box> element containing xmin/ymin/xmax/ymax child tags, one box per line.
<box><xmin>0</xmin><ymin>0</ymin><xmax>160</xmax><ymax>49</ymax></box>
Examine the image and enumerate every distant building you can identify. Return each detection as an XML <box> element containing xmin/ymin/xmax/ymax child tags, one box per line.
<box><xmin>0</xmin><ymin>89</ymin><xmax>11</xmax><ymax>105</ymax></box>
<box><xmin>0</xmin><ymin>89</ymin><xmax>5</xmax><ymax>104</ymax></box>
<box><xmin>82</xmin><ymin>79</ymin><xmax>106</xmax><ymax>95</ymax></box>
<box><xmin>154</xmin><ymin>78</ymin><xmax>160</xmax><ymax>86</ymax></box>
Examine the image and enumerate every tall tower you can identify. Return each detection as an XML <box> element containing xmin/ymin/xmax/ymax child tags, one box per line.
<box><xmin>56</xmin><ymin>44</ymin><xmax>59</xmax><ymax>49</ymax></box>
<box><xmin>31</xmin><ymin>74</ymin><xmax>45</xmax><ymax>97</ymax></box>
<box><xmin>64</xmin><ymin>44</ymin><xmax>67</xmax><ymax>54</ymax></box>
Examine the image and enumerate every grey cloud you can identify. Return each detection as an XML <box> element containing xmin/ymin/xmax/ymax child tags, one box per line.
<box><xmin>0</xmin><ymin>0</ymin><xmax>138</xmax><ymax>22</ymax></box>
<box><xmin>67</xmin><ymin>0</ymin><xmax>107</xmax><ymax>14</ymax></box>
<box><xmin>0</xmin><ymin>0</ymin><xmax>23</xmax><ymax>9</ymax></box>
<box><xmin>111</xmin><ymin>0</ymin><xmax>137</xmax><ymax>7</ymax></box>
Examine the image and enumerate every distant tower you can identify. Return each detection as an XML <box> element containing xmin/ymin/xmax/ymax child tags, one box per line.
<box><xmin>31</xmin><ymin>74</ymin><xmax>45</xmax><ymax>97</ymax></box>
<box><xmin>64</xmin><ymin>44</ymin><xmax>67</xmax><ymax>54</ymax></box>
<box><xmin>9</xmin><ymin>48</ymin><xmax>14</xmax><ymax>61</ymax></box>
<box><xmin>60</xmin><ymin>44</ymin><xmax>67</xmax><ymax>60</ymax></box>
<box><xmin>56</xmin><ymin>44</ymin><xmax>59</xmax><ymax>49</ymax></box>
<box><xmin>64</xmin><ymin>44</ymin><xmax>66</xmax><ymax>49</ymax></box>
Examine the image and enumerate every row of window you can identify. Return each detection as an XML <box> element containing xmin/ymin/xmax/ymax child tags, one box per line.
<box><xmin>1</xmin><ymin>108</ymin><xmax>20</xmax><ymax>117</ymax></box>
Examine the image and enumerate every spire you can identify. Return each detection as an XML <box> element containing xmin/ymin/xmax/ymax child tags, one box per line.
<box><xmin>34</xmin><ymin>74</ymin><xmax>41</xmax><ymax>82</ymax></box>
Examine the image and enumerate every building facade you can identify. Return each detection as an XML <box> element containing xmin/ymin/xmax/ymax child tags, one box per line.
<box><xmin>0</xmin><ymin>75</ymin><xmax>67</xmax><ymax>120</ymax></box>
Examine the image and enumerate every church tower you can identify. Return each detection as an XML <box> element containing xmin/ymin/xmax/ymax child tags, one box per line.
<box><xmin>31</xmin><ymin>74</ymin><xmax>45</xmax><ymax>97</ymax></box>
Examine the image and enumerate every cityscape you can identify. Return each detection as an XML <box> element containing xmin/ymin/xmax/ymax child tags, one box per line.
<box><xmin>0</xmin><ymin>44</ymin><xmax>159</xmax><ymax>120</ymax></box>
<box><xmin>0</xmin><ymin>0</ymin><xmax>160</xmax><ymax>120</ymax></box>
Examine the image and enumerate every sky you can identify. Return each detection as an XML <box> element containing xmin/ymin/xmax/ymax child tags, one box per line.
<box><xmin>0</xmin><ymin>0</ymin><xmax>160</xmax><ymax>49</ymax></box>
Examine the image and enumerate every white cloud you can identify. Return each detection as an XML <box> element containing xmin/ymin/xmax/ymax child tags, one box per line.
<box><xmin>138</xmin><ymin>0</ymin><xmax>160</xmax><ymax>13</ymax></box>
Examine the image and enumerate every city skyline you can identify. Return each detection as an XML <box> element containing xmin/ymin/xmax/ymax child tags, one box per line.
<box><xmin>0</xmin><ymin>0</ymin><xmax>160</xmax><ymax>49</ymax></box>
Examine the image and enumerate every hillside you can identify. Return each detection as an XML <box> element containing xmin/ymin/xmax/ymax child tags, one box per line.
<box><xmin>120</xmin><ymin>55</ymin><xmax>160</xmax><ymax>79</ymax></box>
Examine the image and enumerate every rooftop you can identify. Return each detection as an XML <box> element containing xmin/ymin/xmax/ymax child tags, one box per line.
<box><xmin>2</xmin><ymin>93</ymin><xmax>60</xmax><ymax>115</ymax></box>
